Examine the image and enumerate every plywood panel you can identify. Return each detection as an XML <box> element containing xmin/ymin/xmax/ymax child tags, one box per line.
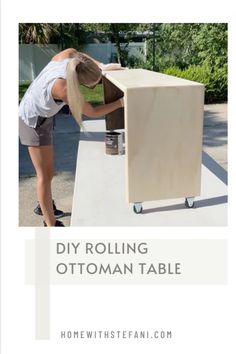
<box><xmin>103</xmin><ymin>69</ymin><xmax>203</xmax><ymax>90</ymax></box>
<box><xmin>102</xmin><ymin>76</ymin><xmax>124</xmax><ymax>130</ymax></box>
<box><xmin>102</xmin><ymin>69</ymin><xmax>204</xmax><ymax>204</ymax></box>
<box><xmin>125</xmin><ymin>85</ymin><xmax>204</xmax><ymax>202</ymax></box>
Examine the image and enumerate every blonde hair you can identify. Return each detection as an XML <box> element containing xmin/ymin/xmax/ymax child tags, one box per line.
<box><xmin>66</xmin><ymin>54</ymin><xmax>102</xmax><ymax>128</ymax></box>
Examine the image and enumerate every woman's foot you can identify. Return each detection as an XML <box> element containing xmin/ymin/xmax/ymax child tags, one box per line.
<box><xmin>34</xmin><ymin>200</ymin><xmax>64</xmax><ymax>218</ymax></box>
<box><xmin>43</xmin><ymin>220</ymin><xmax>65</xmax><ymax>227</ymax></box>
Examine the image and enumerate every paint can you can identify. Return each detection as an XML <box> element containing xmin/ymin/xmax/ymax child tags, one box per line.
<box><xmin>105</xmin><ymin>131</ymin><xmax>123</xmax><ymax>155</ymax></box>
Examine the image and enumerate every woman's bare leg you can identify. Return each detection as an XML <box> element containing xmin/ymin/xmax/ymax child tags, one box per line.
<box><xmin>28</xmin><ymin>145</ymin><xmax>55</xmax><ymax>226</ymax></box>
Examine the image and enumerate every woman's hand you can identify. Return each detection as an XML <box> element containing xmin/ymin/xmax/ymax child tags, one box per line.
<box><xmin>119</xmin><ymin>97</ymin><xmax>124</xmax><ymax>108</ymax></box>
<box><xmin>100</xmin><ymin>63</ymin><xmax>126</xmax><ymax>71</ymax></box>
<box><xmin>83</xmin><ymin>98</ymin><xmax>124</xmax><ymax>118</ymax></box>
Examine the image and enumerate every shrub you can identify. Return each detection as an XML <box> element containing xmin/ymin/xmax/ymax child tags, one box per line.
<box><xmin>163</xmin><ymin>62</ymin><xmax>227</xmax><ymax>103</ymax></box>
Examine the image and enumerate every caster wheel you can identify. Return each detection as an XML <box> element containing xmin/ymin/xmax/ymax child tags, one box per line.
<box><xmin>133</xmin><ymin>203</ymin><xmax>143</xmax><ymax>214</ymax></box>
<box><xmin>185</xmin><ymin>197</ymin><xmax>195</xmax><ymax>208</ymax></box>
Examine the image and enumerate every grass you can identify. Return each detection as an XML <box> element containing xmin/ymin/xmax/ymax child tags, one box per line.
<box><xmin>19</xmin><ymin>82</ymin><xmax>104</xmax><ymax>104</ymax></box>
<box><xmin>80</xmin><ymin>84</ymin><xmax>104</xmax><ymax>105</ymax></box>
<box><xmin>19</xmin><ymin>82</ymin><xmax>31</xmax><ymax>101</ymax></box>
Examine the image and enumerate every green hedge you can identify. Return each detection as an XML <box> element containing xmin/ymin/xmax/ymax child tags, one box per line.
<box><xmin>163</xmin><ymin>63</ymin><xmax>227</xmax><ymax>103</ymax></box>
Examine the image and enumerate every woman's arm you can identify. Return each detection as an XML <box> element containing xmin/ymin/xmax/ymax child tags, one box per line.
<box><xmin>82</xmin><ymin>99</ymin><xmax>124</xmax><ymax>118</ymax></box>
<box><xmin>51</xmin><ymin>48</ymin><xmax>78</xmax><ymax>61</ymax></box>
<box><xmin>52</xmin><ymin>48</ymin><xmax>124</xmax><ymax>70</ymax></box>
<box><xmin>79</xmin><ymin>53</ymin><xmax>124</xmax><ymax>71</ymax></box>
<box><xmin>51</xmin><ymin>79</ymin><xmax>124</xmax><ymax>118</ymax></box>
<box><xmin>53</xmin><ymin>48</ymin><xmax>103</xmax><ymax>67</ymax></box>
<box><xmin>77</xmin><ymin>51</ymin><xmax>103</xmax><ymax>68</ymax></box>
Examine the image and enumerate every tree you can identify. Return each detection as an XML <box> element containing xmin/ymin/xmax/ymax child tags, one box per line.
<box><xmin>79</xmin><ymin>23</ymin><xmax>141</xmax><ymax>66</ymax></box>
<box><xmin>19</xmin><ymin>23</ymin><xmax>59</xmax><ymax>44</ymax></box>
<box><xmin>19</xmin><ymin>23</ymin><xmax>145</xmax><ymax>65</ymax></box>
<box><xmin>148</xmin><ymin>23</ymin><xmax>227</xmax><ymax>71</ymax></box>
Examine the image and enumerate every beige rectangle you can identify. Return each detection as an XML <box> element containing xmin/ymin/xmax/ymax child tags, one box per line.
<box><xmin>35</xmin><ymin>228</ymin><xmax>50</xmax><ymax>340</ymax></box>
<box><xmin>25</xmin><ymin>239</ymin><xmax>227</xmax><ymax>285</ymax></box>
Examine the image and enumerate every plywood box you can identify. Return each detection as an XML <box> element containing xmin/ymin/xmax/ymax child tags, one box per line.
<box><xmin>102</xmin><ymin>69</ymin><xmax>204</xmax><ymax>204</ymax></box>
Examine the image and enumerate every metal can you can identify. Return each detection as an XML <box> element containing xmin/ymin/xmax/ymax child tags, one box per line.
<box><xmin>105</xmin><ymin>131</ymin><xmax>123</xmax><ymax>155</ymax></box>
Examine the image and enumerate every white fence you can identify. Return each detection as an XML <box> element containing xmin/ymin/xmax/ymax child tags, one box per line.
<box><xmin>19</xmin><ymin>44</ymin><xmax>59</xmax><ymax>82</ymax></box>
<box><xmin>19</xmin><ymin>43</ymin><xmax>145</xmax><ymax>82</ymax></box>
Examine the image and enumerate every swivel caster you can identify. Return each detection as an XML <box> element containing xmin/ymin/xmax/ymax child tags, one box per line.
<box><xmin>133</xmin><ymin>202</ymin><xmax>143</xmax><ymax>214</ymax></box>
<box><xmin>185</xmin><ymin>197</ymin><xmax>195</xmax><ymax>208</ymax></box>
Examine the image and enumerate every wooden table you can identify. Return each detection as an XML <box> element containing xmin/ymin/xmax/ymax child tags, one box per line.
<box><xmin>102</xmin><ymin>69</ymin><xmax>204</xmax><ymax>213</ymax></box>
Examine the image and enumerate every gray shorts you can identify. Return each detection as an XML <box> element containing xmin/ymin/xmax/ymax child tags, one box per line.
<box><xmin>19</xmin><ymin>116</ymin><xmax>54</xmax><ymax>146</ymax></box>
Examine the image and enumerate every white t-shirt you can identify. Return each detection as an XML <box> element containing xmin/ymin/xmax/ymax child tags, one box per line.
<box><xmin>19</xmin><ymin>58</ymin><xmax>71</xmax><ymax>128</ymax></box>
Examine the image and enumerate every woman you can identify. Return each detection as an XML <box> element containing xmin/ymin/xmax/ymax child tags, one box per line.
<box><xmin>19</xmin><ymin>48</ymin><xmax>124</xmax><ymax>227</ymax></box>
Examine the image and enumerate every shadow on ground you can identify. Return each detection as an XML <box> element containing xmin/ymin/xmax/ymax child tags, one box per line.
<box><xmin>142</xmin><ymin>195</ymin><xmax>227</xmax><ymax>215</ymax></box>
<box><xmin>203</xmin><ymin>109</ymin><xmax>227</xmax><ymax>148</ymax></box>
